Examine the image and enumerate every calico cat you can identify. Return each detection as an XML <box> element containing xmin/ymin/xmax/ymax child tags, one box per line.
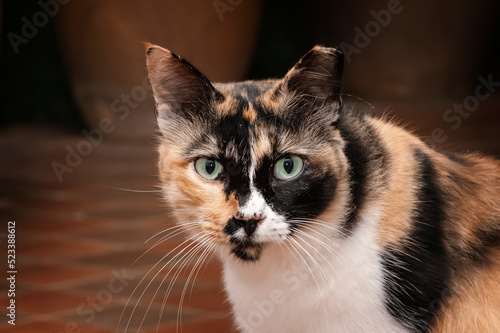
<box><xmin>145</xmin><ymin>43</ymin><xmax>500</xmax><ymax>333</ymax></box>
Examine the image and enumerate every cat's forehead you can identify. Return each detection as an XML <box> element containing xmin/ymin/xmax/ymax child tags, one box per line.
<box><xmin>215</xmin><ymin>80</ymin><xmax>278</xmax><ymax>100</ymax></box>
<box><xmin>197</xmin><ymin>79</ymin><xmax>338</xmax><ymax>162</ymax></box>
<box><xmin>213</xmin><ymin>80</ymin><xmax>280</xmax><ymax>119</ymax></box>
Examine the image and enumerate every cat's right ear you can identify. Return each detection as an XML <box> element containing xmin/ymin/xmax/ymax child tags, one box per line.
<box><xmin>144</xmin><ymin>43</ymin><xmax>221</xmax><ymax>119</ymax></box>
<box><xmin>282</xmin><ymin>45</ymin><xmax>344</xmax><ymax>107</ymax></box>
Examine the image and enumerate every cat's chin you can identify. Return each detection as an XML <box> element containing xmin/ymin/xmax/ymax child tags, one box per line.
<box><xmin>229</xmin><ymin>240</ymin><xmax>263</xmax><ymax>262</ymax></box>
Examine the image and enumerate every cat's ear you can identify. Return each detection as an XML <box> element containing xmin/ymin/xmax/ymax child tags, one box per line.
<box><xmin>144</xmin><ymin>43</ymin><xmax>220</xmax><ymax>119</ymax></box>
<box><xmin>282</xmin><ymin>45</ymin><xmax>344</xmax><ymax>106</ymax></box>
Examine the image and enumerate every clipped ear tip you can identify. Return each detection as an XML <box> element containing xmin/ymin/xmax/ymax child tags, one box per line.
<box><xmin>311</xmin><ymin>45</ymin><xmax>343</xmax><ymax>58</ymax></box>
<box><xmin>142</xmin><ymin>41</ymin><xmax>155</xmax><ymax>54</ymax></box>
<box><xmin>143</xmin><ymin>42</ymin><xmax>172</xmax><ymax>58</ymax></box>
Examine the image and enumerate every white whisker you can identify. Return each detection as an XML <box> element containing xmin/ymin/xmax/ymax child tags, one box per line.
<box><xmin>154</xmin><ymin>234</ymin><xmax>217</xmax><ymax>332</ymax></box>
<box><xmin>118</xmin><ymin>231</ymin><xmax>204</xmax><ymax>333</ymax></box>
<box><xmin>106</xmin><ymin>186</ymin><xmax>163</xmax><ymax>193</ymax></box>
<box><xmin>136</xmin><ymin>233</ymin><xmax>211</xmax><ymax>333</ymax></box>
<box><xmin>131</xmin><ymin>224</ymin><xmax>199</xmax><ymax>267</ymax></box>
<box><xmin>150</xmin><ymin>224</ymin><xmax>198</xmax><ymax>248</ymax></box>
<box><xmin>176</xmin><ymin>240</ymin><xmax>216</xmax><ymax>332</ymax></box>
<box><xmin>145</xmin><ymin>222</ymin><xmax>198</xmax><ymax>244</ymax></box>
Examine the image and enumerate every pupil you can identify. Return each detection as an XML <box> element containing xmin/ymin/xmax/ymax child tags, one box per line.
<box><xmin>205</xmin><ymin>159</ymin><xmax>216</xmax><ymax>174</ymax></box>
<box><xmin>283</xmin><ymin>157</ymin><xmax>294</xmax><ymax>174</ymax></box>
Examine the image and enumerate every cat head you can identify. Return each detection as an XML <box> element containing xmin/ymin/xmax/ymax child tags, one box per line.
<box><xmin>146</xmin><ymin>44</ymin><xmax>350</xmax><ymax>261</ymax></box>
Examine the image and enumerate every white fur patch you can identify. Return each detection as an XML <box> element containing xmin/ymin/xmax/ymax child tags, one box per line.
<box><xmin>220</xmin><ymin>207</ymin><xmax>409</xmax><ymax>333</ymax></box>
<box><xmin>234</xmin><ymin>189</ymin><xmax>290</xmax><ymax>244</ymax></box>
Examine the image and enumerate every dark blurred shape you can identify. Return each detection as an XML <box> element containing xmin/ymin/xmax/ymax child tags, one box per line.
<box><xmin>54</xmin><ymin>0</ymin><xmax>263</xmax><ymax>138</ymax></box>
<box><xmin>250</xmin><ymin>0</ymin><xmax>500</xmax><ymax>102</ymax></box>
<box><xmin>318</xmin><ymin>0</ymin><xmax>500</xmax><ymax>101</ymax></box>
<box><xmin>0</xmin><ymin>0</ymin><xmax>84</xmax><ymax>129</ymax></box>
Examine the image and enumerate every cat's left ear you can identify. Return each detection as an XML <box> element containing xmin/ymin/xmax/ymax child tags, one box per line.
<box><xmin>282</xmin><ymin>45</ymin><xmax>344</xmax><ymax>108</ymax></box>
<box><xmin>144</xmin><ymin>43</ymin><xmax>220</xmax><ymax>120</ymax></box>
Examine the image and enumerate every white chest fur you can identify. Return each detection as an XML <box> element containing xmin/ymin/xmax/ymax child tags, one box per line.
<box><xmin>220</xmin><ymin>211</ymin><xmax>408</xmax><ymax>333</ymax></box>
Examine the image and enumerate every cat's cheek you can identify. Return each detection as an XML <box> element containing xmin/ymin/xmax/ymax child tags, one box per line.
<box><xmin>202</xmin><ymin>192</ymin><xmax>240</xmax><ymax>241</ymax></box>
<box><xmin>161</xmin><ymin>155</ymin><xmax>240</xmax><ymax>241</ymax></box>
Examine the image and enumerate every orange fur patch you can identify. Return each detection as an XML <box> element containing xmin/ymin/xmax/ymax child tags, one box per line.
<box><xmin>158</xmin><ymin>143</ymin><xmax>240</xmax><ymax>244</ymax></box>
<box><xmin>243</xmin><ymin>104</ymin><xmax>257</xmax><ymax>124</ymax></box>
<box><xmin>434</xmin><ymin>152</ymin><xmax>500</xmax><ymax>255</ymax></box>
<box><xmin>432</xmin><ymin>253</ymin><xmax>500</xmax><ymax>332</ymax></box>
<box><xmin>370</xmin><ymin>118</ymin><xmax>422</xmax><ymax>248</ymax></box>
<box><xmin>252</xmin><ymin>127</ymin><xmax>274</xmax><ymax>165</ymax></box>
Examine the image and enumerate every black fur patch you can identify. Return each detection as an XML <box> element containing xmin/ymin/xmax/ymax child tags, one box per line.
<box><xmin>224</xmin><ymin>217</ymin><xmax>260</xmax><ymax>237</ymax></box>
<box><xmin>381</xmin><ymin>149</ymin><xmax>450</xmax><ymax>332</ymax></box>
<box><xmin>254</xmin><ymin>156</ymin><xmax>337</xmax><ymax>223</ymax></box>
<box><xmin>225</xmin><ymin>222</ymin><xmax>263</xmax><ymax>261</ymax></box>
<box><xmin>231</xmin><ymin>243</ymin><xmax>262</xmax><ymax>261</ymax></box>
<box><xmin>337</xmin><ymin>115</ymin><xmax>386</xmax><ymax>233</ymax></box>
<box><xmin>214</xmin><ymin>99</ymin><xmax>252</xmax><ymax>204</ymax></box>
<box><xmin>224</xmin><ymin>217</ymin><xmax>245</xmax><ymax>236</ymax></box>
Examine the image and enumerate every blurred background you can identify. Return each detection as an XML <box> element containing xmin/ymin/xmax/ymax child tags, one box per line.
<box><xmin>1</xmin><ymin>0</ymin><xmax>499</xmax><ymax>332</ymax></box>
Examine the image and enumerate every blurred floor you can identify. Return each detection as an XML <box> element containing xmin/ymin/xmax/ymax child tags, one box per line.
<box><xmin>0</xmin><ymin>126</ymin><xmax>234</xmax><ymax>333</ymax></box>
<box><xmin>0</xmin><ymin>97</ymin><xmax>498</xmax><ymax>333</ymax></box>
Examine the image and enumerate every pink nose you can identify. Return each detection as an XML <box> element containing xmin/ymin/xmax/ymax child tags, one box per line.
<box><xmin>235</xmin><ymin>211</ymin><xmax>265</xmax><ymax>221</ymax></box>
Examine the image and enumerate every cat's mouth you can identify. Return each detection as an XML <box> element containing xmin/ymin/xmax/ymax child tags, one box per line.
<box><xmin>229</xmin><ymin>238</ymin><xmax>263</xmax><ymax>261</ymax></box>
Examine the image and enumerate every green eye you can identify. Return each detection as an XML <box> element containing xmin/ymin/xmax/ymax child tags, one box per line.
<box><xmin>195</xmin><ymin>158</ymin><xmax>223</xmax><ymax>180</ymax></box>
<box><xmin>274</xmin><ymin>155</ymin><xmax>304</xmax><ymax>180</ymax></box>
